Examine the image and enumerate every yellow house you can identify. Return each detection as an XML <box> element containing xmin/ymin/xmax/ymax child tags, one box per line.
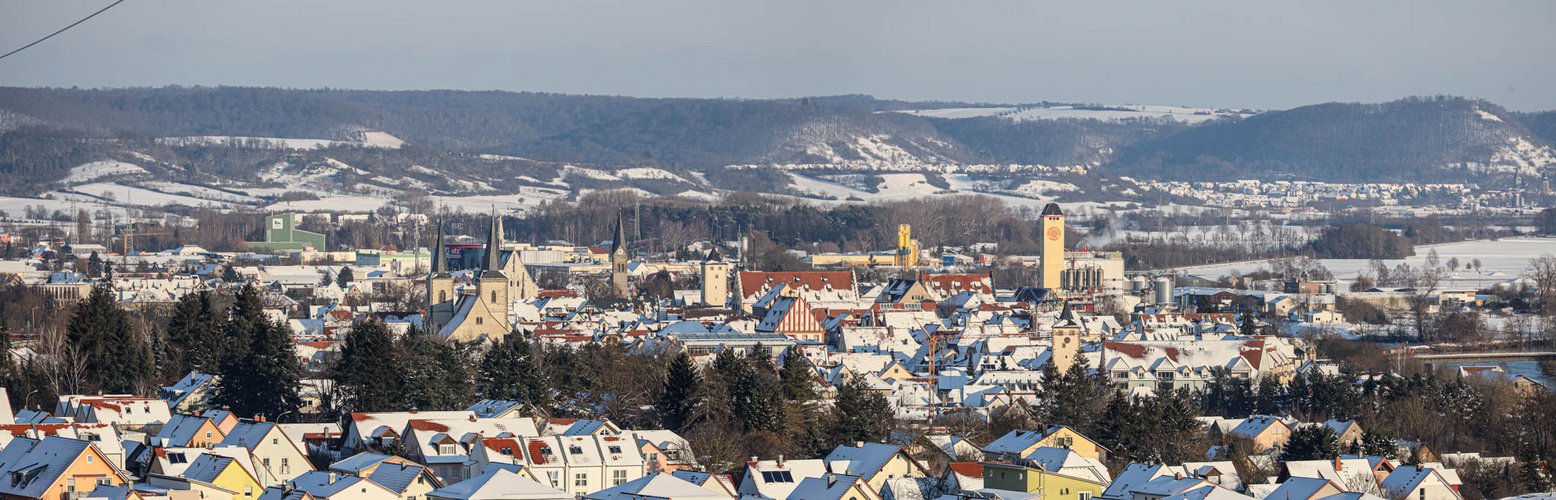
<box><xmin>0</xmin><ymin>436</ymin><xmax>130</xmax><ymax>500</ymax></box>
<box><xmin>983</xmin><ymin>426</ymin><xmax>1108</xmax><ymax>462</ymax></box>
<box><xmin>179</xmin><ymin>454</ymin><xmax>262</xmax><ymax>500</ymax></box>
<box><xmin>1226</xmin><ymin>416</ymin><xmax>1291</xmax><ymax>454</ymax></box>
<box><xmin>983</xmin><ymin>462</ymin><xmax>1107</xmax><ymax>500</ymax></box>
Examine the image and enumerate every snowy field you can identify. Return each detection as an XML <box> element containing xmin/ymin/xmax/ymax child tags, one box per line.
<box><xmin>893</xmin><ymin>104</ymin><xmax>1252</xmax><ymax>124</ymax></box>
<box><xmin>159</xmin><ymin>132</ymin><xmax>405</xmax><ymax>150</ymax></box>
<box><xmin>62</xmin><ymin>161</ymin><xmax>148</xmax><ymax>184</ymax></box>
<box><xmin>1174</xmin><ymin>238</ymin><xmax>1556</xmax><ymax>289</ymax></box>
<box><xmin>784</xmin><ymin>172</ymin><xmax>1123</xmax><ymax>214</ymax></box>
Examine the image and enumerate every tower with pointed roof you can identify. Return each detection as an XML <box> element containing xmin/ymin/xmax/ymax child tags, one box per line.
<box><xmin>425</xmin><ymin>222</ymin><xmax>457</xmax><ymax>333</ymax></box>
<box><xmin>610</xmin><ymin>215</ymin><xmax>630</xmax><ymax>297</ymax></box>
<box><xmin>436</xmin><ymin>214</ymin><xmax>513</xmax><ymax>343</ymax></box>
<box><xmin>1050</xmin><ymin>302</ymin><xmax>1082</xmax><ymax>372</ymax></box>
<box><xmin>699</xmin><ymin>248</ymin><xmax>729</xmax><ymax>307</ymax></box>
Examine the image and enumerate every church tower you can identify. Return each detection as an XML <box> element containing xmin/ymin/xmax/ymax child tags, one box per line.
<box><xmin>1050</xmin><ymin>303</ymin><xmax>1082</xmax><ymax>372</ymax></box>
<box><xmin>479</xmin><ymin>213</ymin><xmax>510</xmax><ymax>311</ymax></box>
<box><xmin>610</xmin><ymin>215</ymin><xmax>630</xmax><ymax>297</ymax></box>
<box><xmin>700</xmin><ymin>248</ymin><xmax>729</xmax><ymax>307</ymax></box>
<box><xmin>425</xmin><ymin>223</ymin><xmax>455</xmax><ymax>332</ymax></box>
<box><xmin>1040</xmin><ymin>203</ymin><xmax>1065</xmax><ymax>290</ymax></box>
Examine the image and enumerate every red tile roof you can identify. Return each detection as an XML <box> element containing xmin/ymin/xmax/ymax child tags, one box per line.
<box><xmin>949</xmin><ymin>462</ymin><xmax>984</xmax><ymax>478</ymax></box>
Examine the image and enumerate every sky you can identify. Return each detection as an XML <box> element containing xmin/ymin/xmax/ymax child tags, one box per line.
<box><xmin>1</xmin><ymin>1</ymin><xmax>1553</xmax><ymax>111</ymax></box>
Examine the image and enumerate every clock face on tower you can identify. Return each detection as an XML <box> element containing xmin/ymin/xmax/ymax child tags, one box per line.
<box><xmin>1046</xmin><ymin>227</ymin><xmax>1061</xmax><ymax>241</ymax></box>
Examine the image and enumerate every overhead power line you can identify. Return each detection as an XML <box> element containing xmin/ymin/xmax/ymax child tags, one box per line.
<box><xmin>0</xmin><ymin>0</ymin><xmax>128</xmax><ymax>62</ymax></box>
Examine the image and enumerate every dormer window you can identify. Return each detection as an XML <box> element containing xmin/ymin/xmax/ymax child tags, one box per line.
<box><xmin>608</xmin><ymin>445</ymin><xmax>622</xmax><ymax>454</ymax></box>
<box><xmin>569</xmin><ymin>445</ymin><xmax>584</xmax><ymax>455</ymax></box>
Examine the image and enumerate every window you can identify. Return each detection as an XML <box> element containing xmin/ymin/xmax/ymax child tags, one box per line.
<box><xmin>647</xmin><ymin>452</ymin><xmax>659</xmax><ymax>463</ymax></box>
<box><xmin>281</xmin><ymin>458</ymin><xmax>290</xmax><ymax>475</ymax></box>
<box><xmin>539</xmin><ymin>447</ymin><xmax>553</xmax><ymax>456</ymax></box>
<box><xmin>547</xmin><ymin>471</ymin><xmax>559</xmax><ymax>485</ymax></box>
<box><xmin>206</xmin><ymin>432</ymin><xmax>213</xmax><ymax>439</ymax></box>
<box><xmin>608</xmin><ymin>445</ymin><xmax>622</xmax><ymax>454</ymax></box>
<box><xmin>273</xmin><ymin>438</ymin><xmax>279</xmax><ymax>445</ymax></box>
<box><xmin>263</xmin><ymin>458</ymin><xmax>271</xmax><ymax>469</ymax></box>
<box><xmin>96</xmin><ymin>478</ymin><xmax>112</xmax><ymax>486</ymax></box>
<box><xmin>574</xmin><ymin>473</ymin><xmax>587</xmax><ymax>488</ymax></box>
<box><xmin>491</xmin><ymin>291</ymin><xmax>497</xmax><ymax>302</ymax></box>
<box><xmin>168</xmin><ymin>452</ymin><xmax>188</xmax><ymax>464</ymax></box>
<box><xmin>1080</xmin><ymin>493</ymin><xmax>1093</xmax><ymax>500</ymax></box>
<box><xmin>760</xmin><ymin>471</ymin><xmax>795</xmax><ymax>483</ymax></box>
<box><xmin>612</xmin><ymin>470</ymin><xmax>627</xmax><ymax>486</ymax></box>
<box><xmin>439</xmin><ymin>444</ymin><xmax>457</xmax><ymax>455</ymax></box>
<box><xmin>245</xmin><ymin>487</ymin><xmax>253</xmax><ymax>497</ymax></box>
<box><xmin>568</xmin><ymin>445</ymin><xmax>583</xmax><ymax>455</ymax></box>
<box><xmin>476</xmin><ymin>317</ymin><xmax>483</xmax><ymax>325</ymax></box>
<box><xmin>86</xmin><ymin>455</ymin><xmax>93</xmax><ymax>464</ymax></box>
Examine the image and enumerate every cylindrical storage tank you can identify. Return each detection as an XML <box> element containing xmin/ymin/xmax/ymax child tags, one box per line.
<box><xmin>1153</xmin><ymin>276</ymin><xmax>1174</xmax><ymax>305</ymax></box>
<box><xmin>1131</xmin><ymin>275</ymin><xmax>1148</xmax><ymax>294</ymax></box>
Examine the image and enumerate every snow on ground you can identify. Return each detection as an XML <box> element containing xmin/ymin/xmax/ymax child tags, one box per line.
<box><xmin>359</xmin><ymin>131</ymin><xmax>405</xmax><ymax>148</ymax></box>
<box><xmin>673</xmin><ymin>190</ymin><xmax>722</xmax><ymax>203</ymax></box>
<box><xmin>894</xmin><ymin>104</ymin><xmax>1251</xmax><ymax>124</ymax></box>
<box><xmin>0</xmin><ymin>196</ymin><xmax>128</xmax><ymax>219</ymax></box>
<box><xmin>159</xmin><ymin>135</ymin><xmax>403</xmax><ymax>150</ymax></box>
<box><xmin>265</xmin><ymin>194</ymin><xmax>390</xmax><ymax>213</ymax></box>
<box><xmin>59</xmin><ymin>183</ymin><xmax>241</xmax><ymax>209</ymax></box>
<box><xmin>430</xmin><ymin>189</ymin><xmax>567</xmax><ymax>214</ymax></box>
<box><xmin>617</xmin><ymin>167</ymin><xmax>691</xmax><ymax>183</ymax></box>
<box><xmin>562</xmin><ymin>165</ymin><xmax>619</xmax><ymax>181</ymax></box>
<box><xmin>137</xmin><ymin>181</ymin><xmax>261</xmax><ymax>204</ymax></box>
<box><xmin>63</xmin><ymin>161</ymin><xmax>148</xmax><ymax>184</ymax></box>
<box><xmin>1172</xmin><ymin>237</ymin><xmax>1556</xmax><ymax>289</ymax></box>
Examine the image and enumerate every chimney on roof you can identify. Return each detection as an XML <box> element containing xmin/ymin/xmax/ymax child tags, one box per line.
<box><xmin>855</xmin><ymin>441</ymin><xmax>864</xmax><ymax>448</ymax></box>
<box><xmin>256</xmin><ymin>415</ymin><xmax>266</xmax><ymax>423</ymax></box>
<box><xmin>827</xmin><ymin>474</ymin><xmax>838</xmax><ymax>487</ymax></box>
<box><xmin>1175</xmin><ymin>472</ymin><xmax>1184</xmax><ymax>480</ymax></box>
<box><xmin>778</xmin><ymin>454</ymin><xmax>785</xmax><ymax>468</ymax></box>
<box><xmin>747</xmin><ymin>456</ymin><xmax>758</xmax><ymax>468</ymax></box>
<box><xmin>1334</xmin><ymin>457</ymin><xmax>1343</xmax><ymax>472</ymax></box>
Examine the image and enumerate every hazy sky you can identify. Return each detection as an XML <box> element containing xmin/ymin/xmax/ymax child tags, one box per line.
<box><xmin>2</xmin><ymin>1</ymin><xmax>1553</xmax><ymax>111</ymax></box>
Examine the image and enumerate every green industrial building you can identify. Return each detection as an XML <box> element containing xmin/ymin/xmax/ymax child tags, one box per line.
<box><xmin>244</xmin><ymin>213</ymin><xmax>327</xmax><ymax>251</ymax></box>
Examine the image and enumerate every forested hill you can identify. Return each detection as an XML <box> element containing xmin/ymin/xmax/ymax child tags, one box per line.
<box><xmin>0</xmin><ymin>87</ymin><xmax>1552</xmax><ymax>189</ymax></box>
<box><xmin>1109</xmin><ymin>96</ymin><xmax>1555</xmax><ymax>182</ymax></box>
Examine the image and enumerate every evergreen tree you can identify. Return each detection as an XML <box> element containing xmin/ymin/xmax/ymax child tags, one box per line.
<box><xmin>211</xmin><ymin>284</ymin><xmax>302</xmax><ymax>419</ymax></box>
<box><xmin>1039</xmin><ymin>353</ymin><xmax>1107</xmax><ymax>434</ymax></box>
<box><xmin>103</xmin><ymin>261</ymin><xmax>113</xmax><ymax>281</ymax></box>
<box><xmin>165</xmin><ymin>291</ymin><xmax>223</xmax><ymax>376</ymax></box>
<box><xmin>86</xmin><ymin>251</ymin><xmax>103</xmax><ymax>278</ymax></box>
<box><xmin>332</xmin><ymin>319</ymin><xmax>402</xmax><ymax>412</ymax></box>
<box><xmin>66</xmin><ymin>283</ymin><xmax>149</xmax><ymax>393</ymax></box>
<box><xmin>657</xmin><ymin>351</ymin><xmax>701</xmax><ymax>432</ymax></box>
<box><xmin>1359</xmin><ymin>430</ymin><xmax>1395</xmax><ymax>458</ymax></box>
<box><xmin>478</xmin><ymin>336</ymin><xmax>547</xmax><ymax>406</ymax></box>
<box><xmin>1239</xmin><ymin>313</ymin><xmax>1258</xmax><ymax>336</ymax></box>
<box><xmin>830</xmin><ymin>376</ymin><xmax>893</xmax><ymax>445</ymax></box>
<box><xmin>778</xmin><ymin>347</ymin><xmax>815</xmax><ymax>402</ymax></box>
<box><xmin>222</xmin><ymin>264</ymin><xmax>241</xmax><ymax>283</ymax></box>
<box><xmin>1283</xmin><ymin>425</ymin><xmax>1340</xmax><ymax>461</ymax></box>
<box><xmin>399</xmin><ymin>325</ymin><xmax>473</xmax><ymax>411</ymax></box>
<box><xmin>337</xmin><ymin>267</ymin><xmax>354</xmax><ymax>288</ymax></box>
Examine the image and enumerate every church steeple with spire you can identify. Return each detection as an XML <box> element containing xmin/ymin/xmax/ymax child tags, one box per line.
<box><xmin>610</xmin><ymin>214</ymin><xmax>630</xmax><ymax>297</ymax></box>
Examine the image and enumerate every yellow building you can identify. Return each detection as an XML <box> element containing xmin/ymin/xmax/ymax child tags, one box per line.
<box><xmin>700</xmin><ymin>249</ymin><xmax>730</xmax><ymax>307</ymax></box>
<box><xmin>1041</xmin><ymin>203</ymin><xmax>1065</xmax><ymax>290</ymax></box>
<box><xmin>983</xmin><ymin>426</ymin><xmax>1109</xmax><ymax>463</ymax></box>
<box><xmin>983</xmin><ymin>462</ymin><xmax>1107</xmax><ymax>500</ymax></box>
<box><xmin>896</xmin><ymin>224</ymin><xmax>921</xmax><ymax>268</ymax></box>
<box><xmin>181</xmin><ymin>454</ymin><xmax>262</xmax><ymax>500</ymax></box>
